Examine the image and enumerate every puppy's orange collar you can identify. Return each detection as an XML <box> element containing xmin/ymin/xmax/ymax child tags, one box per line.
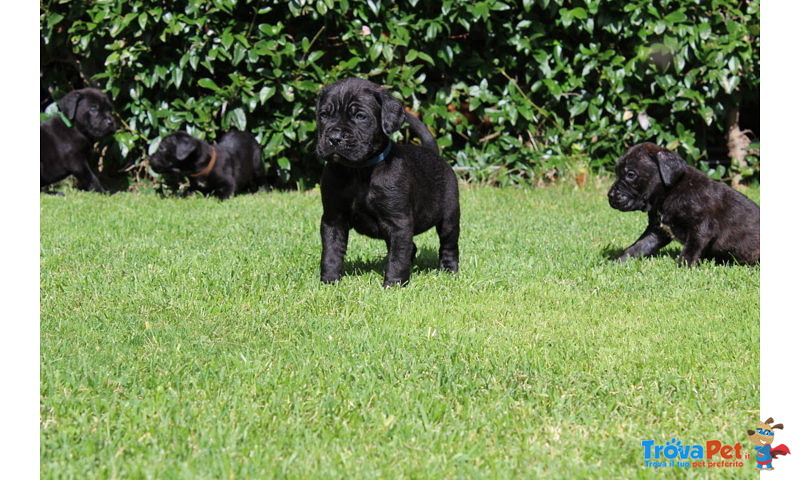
<box><xmin>190</xmin><ymin>146</ymin><xmax>217</xmax><ymax>178</ymax></box>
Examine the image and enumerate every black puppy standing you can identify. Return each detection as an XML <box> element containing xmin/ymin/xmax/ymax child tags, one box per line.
<box><xmin>148</xmin><ymin>131</ymin><xmax>267</xmax><ymax>200</ymax></box>
<box><xmin>40</xmin><ymin>88</ymin><xmax>116</xmax><ymax>193</ymax></box>
<box><xmin>608</xmin><ymin>142</ymin><xmax>759</xmax><ymax>265</ymax></box>
<box><xmin>316</xmin><ymin>78</ymin><xmax>460</xmax><ymax>287</ymax></box>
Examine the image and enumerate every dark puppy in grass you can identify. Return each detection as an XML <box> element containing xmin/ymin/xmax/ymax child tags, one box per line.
<box><xmin>316</xmin><ymin>77</ymin><xmax>460</xmax><ymax>287</ymax></box>
<box><xmin>608</xmin><ymin>142</ymin><xmax>759</xmax><ymax>265</ymax></box>
<box><xmin>148</xmin><ymin>130</ymin><xmax>267</xmax><ymax>200</ymax></box>
<box><xmin>40</xmin><ymin>88</ymin><xmax>117</xmax><ymax>193</ymax></box>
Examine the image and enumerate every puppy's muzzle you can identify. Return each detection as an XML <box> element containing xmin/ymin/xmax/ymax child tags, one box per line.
<box><xmin>148</xmin><ymin>155</ymin><xmax>164</xmax><ymax>172</ymax></box>
<box><xmin>321</xmin><ymin>128</ymin><xmax>358</xmax><ymax>159</ymax></box>
<box><xmin>93</xmin><ymin>115</ymin><xmax>117</xmax><ymax>137</ymax></box>
<box><xmin>327</xmin><ymin>129</ymin><xmax>344</xmax><ymax>146</ymax></box>
<box><xmin>608</xmin><ymin>185</ymin><xmax>634</xmax><ymax>211</ymax></box>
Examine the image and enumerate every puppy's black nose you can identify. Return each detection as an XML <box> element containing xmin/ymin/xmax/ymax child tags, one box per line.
<box><xmin>328</xmin><ymin>130</ymin><xmax>343</xmax><ymax>146</ymax></box>
<box><xmin>608</xmin><ymin>188</ymin><xmax>621</xmax><ymax>207</ymax></box>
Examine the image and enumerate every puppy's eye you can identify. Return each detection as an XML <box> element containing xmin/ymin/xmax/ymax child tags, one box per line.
<box><xmin>89</xmin><ymin>106</ymin><xmax>99</xmax><ymax>113</ymax></box>
<box><xmin>625</xmin><ymin>171</ymin><xmax>637</xmax><ymax>181</ymax></box>
<box><xmin>319</xmin><ymin>111</ymin><xmax>331</xmax><ymax>118</ymax></box>
<box><xmin>354</xmin><ymin>112</ymin><xmax>367</xmax><ymax>121</ymax></box>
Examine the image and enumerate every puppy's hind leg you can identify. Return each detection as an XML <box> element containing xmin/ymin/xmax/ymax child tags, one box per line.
<box><xmin>678</xmin><ymin>240</ymin><xmax>705</xmax><ymax>266</ymax></box>
<box><xmin>74</xmin><ymin>162</ymin><xmax>106</xmax><ymax>193</ymax></box>
<box><xmin>436</xmin><ymin>208</ymin><xmax>460</xmax><ymax>273</ymax></box>
<box><xmin>252</xmin><ymin>152</ymin><xmax>270</xmax><ymax>193</ymax></box>
<box><xmin>69</xmin><ymin>145</ymin><xmax>105</xmax><ymax>192</ymax></box>
<box><xmin>255</xmin><ymin>170</ymin><xmax>271</xmax><ymax>193</ymax></box>
<box><xmin>384</xmin><ymin>219</ymin><xmax>415</xmax><ymax>287</ymax></box>
<box><xmin>216</xmin><ymin>180</ymin><xmax>237</xmax><ymax>200</ymax></box>
<box><xmin>678</xmin><ymin>223</ymin><xmax>712</xmax><ymax>267</ymax></box>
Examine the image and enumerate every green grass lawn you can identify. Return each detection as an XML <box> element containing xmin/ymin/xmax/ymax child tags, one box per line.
<box><xmin>40</xmin><ymin>182</ymin><xmax>759</xmax><ymax>479</ymax></box>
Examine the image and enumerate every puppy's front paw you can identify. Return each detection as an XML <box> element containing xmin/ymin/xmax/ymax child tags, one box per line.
<box><xmin>321</xmin><ymin>272</ymin><xmax>342</xmax><ymax>284</ymax></box>
<box><xmin>383</xmin><ymin>277</ymin><xmax>409</xmax><ymax>288</ymax></box>
<box><xmin>437</xmin><ymin>258</ymin><xmax>458</xmax><ymax>273</ymax></box>
<box><xmin>615</xmin><ymin>253</ymin><xmax>631</xmax><ymax>263</ymax></box>
<box><xmin>676</xmin><ymin>256</ymin><xmax>699</xmax><ymax>267</ymax></box>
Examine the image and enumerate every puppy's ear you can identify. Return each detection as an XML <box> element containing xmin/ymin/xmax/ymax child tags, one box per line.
<box><xmin>175</xmin><ymin>139</ymin><xmax>197</xmax><ymax>161</ymax></box>
<box><xmin>654</xmin><ymin>150</ymin><xmax>687</xmax><ymax>187</ymax></box>
<box><xmin>59</xmin><ymin>91</ymin><xmax>82</xmax><ymax>120</ymax></box>
<box><xmin>379</xmin><ymin>90</ymin><xmax>404</xmax><ymax>136</ymax></box>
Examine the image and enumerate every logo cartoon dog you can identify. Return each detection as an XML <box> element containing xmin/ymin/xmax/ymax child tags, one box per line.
<box><xmin>747</xmin><ymin>417</ymin><xmax>791</xmax><ymax>470</ymax></box>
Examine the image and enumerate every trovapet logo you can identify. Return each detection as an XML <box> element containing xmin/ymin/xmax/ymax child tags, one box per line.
<box><xmin>641</xmin><ymin>438</ymin><xmax>749</xmax><ymax>469</ymax></box>
<box><xmin>642</xmin><ymin>417</ymin><xmax>792</xmax><ymax>471</ymax></box>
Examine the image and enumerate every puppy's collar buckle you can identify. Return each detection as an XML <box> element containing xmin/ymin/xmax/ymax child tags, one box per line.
<box><xmin>58</xmin><ymin>111</ymin><xmax>73</xmax><ymax>128</ymax></box>
<box><xmin>190</xmin><ymin>146</ymin><xmax>218</xmax><ymax>178</ymax></box>
<box><xmin>361</xmin><ymin>141</ymin><xmax>393</xmax><ymax>168</ymax></box>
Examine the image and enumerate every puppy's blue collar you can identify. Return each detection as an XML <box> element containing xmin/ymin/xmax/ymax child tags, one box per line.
<box><xmin>361</xmin><ymin>141</ymin><xmax>392</xmax><ymax>168</ymax></box>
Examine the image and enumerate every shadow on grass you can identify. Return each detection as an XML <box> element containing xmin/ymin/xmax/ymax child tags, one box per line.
<box><xmin>41</xmin><ymin>173</ymin><xmax>132</xmax><ymax>196</ymax></box>
<box><xmin>344</xmin><ymin>246</ymin><xmax>440</xmax><ymax>276</ymax></box>
<box><xmin>601</xmin><ymin>244</ymin><xmax>759</xmax><ymax>267</ymax></box>
<box><xmin>600</xmin><ymin>244</ymin><xmax>682</xmax><ymax>262</ymax></box>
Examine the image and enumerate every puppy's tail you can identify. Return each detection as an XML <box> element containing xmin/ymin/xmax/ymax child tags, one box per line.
<box><xmin>404</xmin><ymin>110</ymin><xmax>439</xmax><ymax>155</ymax></box>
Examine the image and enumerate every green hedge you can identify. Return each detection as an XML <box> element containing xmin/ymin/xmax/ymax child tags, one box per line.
<box><xmin>40</xmin><ymin>0</ymin><xmax>760</xmax><ymax>189</ymax></box>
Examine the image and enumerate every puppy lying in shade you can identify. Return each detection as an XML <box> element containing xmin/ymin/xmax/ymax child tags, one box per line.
<box><xmin>148</xmin><ymin>130</ymin><xmax>267</xmax><ymax>200</ymax></box>
<box><xmin>607</xmin><ymin>142</ymin><xmax>759</xmax><ymax>265</ymax></box>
